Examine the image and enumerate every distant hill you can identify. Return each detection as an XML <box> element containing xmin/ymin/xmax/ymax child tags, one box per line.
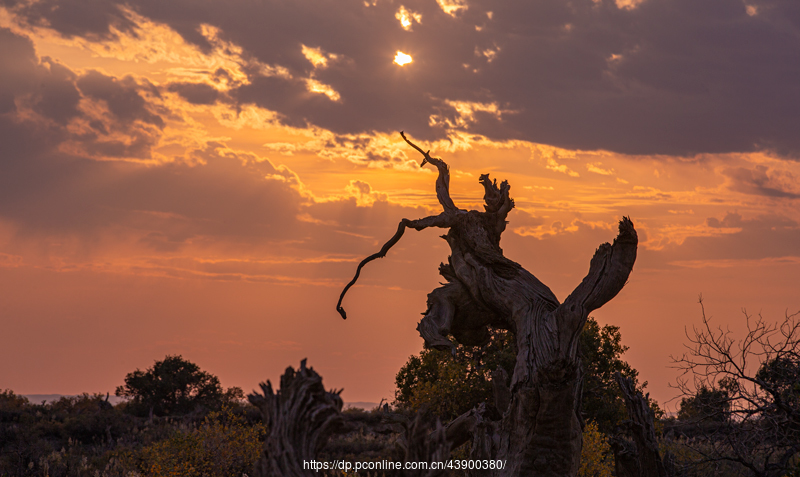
<box><xmin>344</xmin><ymin>401</ymin><xmax>380</xmax><ymax>410</ymax></box>
<box><xmin>23</xmin><ymin>394</ymin><xmax>379</xmax><ymax>410</ymax></box>
<box><xmin>23</xmin><ymin>394</ymin><xmax>126</xmax><ymax>405</ymax></box>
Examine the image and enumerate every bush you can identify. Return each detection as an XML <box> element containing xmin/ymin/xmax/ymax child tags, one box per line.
<box><xmin>138</xmin><ymin>406</ymin><xmax>265</xmax><ymax>477</ymax></box>
<box><xmin>578</xmin><ymin>421</ymin><xmax>613</xmax><ymax>477</ymax></box>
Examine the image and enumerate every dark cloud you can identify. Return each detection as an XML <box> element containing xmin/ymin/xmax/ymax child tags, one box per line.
<box><xmin>0</xmin><ymin>28</ymin><xmax>81</xmax><ymax>123</ymax></box>
<box><xmin>31</xmin><ymin>61</ymin><xmax>81</xmax><ymax>124</ymax></box>
<box><xmin>0</xmin><ymin>116</ymin><xmax>306</xmax><ymax>244</ymax></box>
<box><xmin>706</xmin><ymin>212</ymin><xmax>744</xmax><ymax>228</ymax></box>
<box><xmin>0</xmin><ymin>29</ymin><xmax>451</xmax><ymax>264</ymax></box>
<box><xmin>77</xmin><ymin>71</ymin><xmax>164</xmax><ymax>127</ymax></box>
<box><xmin>58</xmin><ymin>0</ymin><xmax>795</xmax><ymax>157</ymax></box>
<box><xmin>64</xmin><ymin>70</ymin><xmax>166</xmax><ymax>158</ymax></box>
<box><xmin>723</xmin><ymin>165</ymin><xmax>800</xmax><ymax>199</ymax></box>
<box><xmin>5</xmin><ymin>0</ymin><xmax>136</xmax><ymax>40</ymax></box>
<box><xmin>0</xmin><ymin>31</ymin><xmax>165</xmax><ymax>160</ymax></box>
<box><xmin>167</xmin><ymin>82</ymin><xmax>220</xmax><ymax>105</ymax></box>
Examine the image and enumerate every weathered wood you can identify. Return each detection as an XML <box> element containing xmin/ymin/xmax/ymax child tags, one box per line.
<box><xmin>401</xmin><ymin>413</ymin><xmax>452</xmax><ymax>477</ymax></box>
<box><xmin>612</xmin><ymin>372</ymin><xmax>669</xmax><ymax>477</ymax></box>
<box><xmin>492</xmin><ymin>367</ymin><xmax>511</xmax><ymax>415</ymax></box>
<box><xmin>337</xmin><ymin>132</ymin><xmax>638</xmax><ymax>476</ymax></box>
<box><xmin>248</xmin><ymin>359</ymin><xmax>344</xmax><ymax>477</ymax></box>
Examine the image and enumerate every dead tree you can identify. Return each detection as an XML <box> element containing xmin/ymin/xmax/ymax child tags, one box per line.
<box><xmin>670</xmin><ymin>299</ymin><xmax>800</xmax><ymax>477</ymax></box>
<box><xmin>248</xmin><ymin>359</ymin><xmax>345</xmax><ymax>477</ymax></box>
<box><xmin>338</xmin><ymin>132</ymin><xmax>638</xmax><ymax>477</ymax></box>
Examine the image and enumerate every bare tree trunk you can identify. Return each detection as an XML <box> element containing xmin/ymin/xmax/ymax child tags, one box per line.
<box><xmin>338</xmin><ymin>132</ymin><xmax>638</xmax><ymax>477</ymax></box>
<box><xmin>248</xmin><ymin>359</ymin><xmax>345</xmax><ymax>477</ymax></box>
<box><xmin>612</xmin><ymin>372</ymin><xmax>670</xmax><ymax>477</ymax></box>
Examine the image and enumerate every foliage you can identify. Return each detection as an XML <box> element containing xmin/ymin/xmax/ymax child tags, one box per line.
<box><xmin>137</xmin><ymin>406</ymin><xmax>265</xmax><ymax>477</ymax></box>
<box><xmin>0</xmin><ymin>388</ymin><xmax>263</xmax><ymax>477</ymax></box>
<box><xmin>0</xmin><ymin>390</ymin><xmax>142</xmax><ymax>476</ymax></box>
<box><xmin>394</xmin><ymin>318</ymin><xmax>656</xmax><ymax>431</ymax></box>
<box><xmin>580</xmin><ymin>318</ymin><xmax>659</xmax><ymax>434</ymax></box>
<box><xmin>677</xmin><ymin>384</ymin><xmax>732</xmax><ymax>423</ymax></box>
<box><xmin>755</xmin><ymin>356</ymin><xmax>800</xmax><ymax>425</ymax></box>
<box><xmin>394</xmin><ymin>329</ymin><xmax>516</xmax><ymax>420</ymax></box>
<box><xmin>578</xmin><ymin>421</ymin><xmax>614</xmax><ymax>477</ymax></box>
<box><xmin>115</xmin><ymin>355</ymin><xmax>241</xmax><ymax>417</ymax></box>
<box><xmin>1</xmin><ymin>359</ymin><xmax>259</xmax><ymax>477</ymax></box>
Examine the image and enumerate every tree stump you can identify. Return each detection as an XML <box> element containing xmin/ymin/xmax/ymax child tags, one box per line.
<box><xmin>338</xmin><ymin>132</ymin><xmax>638</xmax><ymax>477</ymax></box>
<box><xmin>248</xmin><ymin>359</ymin><xmax>344</xmax><ymax>477</ymax></box>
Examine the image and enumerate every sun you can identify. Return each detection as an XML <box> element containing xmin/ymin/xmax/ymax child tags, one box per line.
<box><xmin>393</xmin><ymin>51</ymin><xmax>413</xmax><ymax>66</ymax></box>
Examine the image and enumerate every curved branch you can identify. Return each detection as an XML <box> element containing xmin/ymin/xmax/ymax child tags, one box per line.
<box><xmin>336</xmin><ymin>220</ymin><xmax>408</xmax><ymax>319</ymax></box>
<box><xmin>401</xmin><ymin>131</ymin><xmax>458</xmax><ymax>213</ymax></box>
<box><xmin>336</xmin><ymin>213</ymin><xmax>457</xmax><ymax>319</ymax></box>
<box><xmin>336</xmin><ymin>133</ymin><xmax>463</xmax><ymax>320</ymax></box>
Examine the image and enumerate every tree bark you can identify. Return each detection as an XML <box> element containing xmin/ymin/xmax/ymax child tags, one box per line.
<box><xmin>612</xmin><ymin>372</ymin><xmax>669</xmax><ymax>477</ymax></box>
<box><xmin>338</xmin><ymin>132</ymin><xmax>638</xmax><ymax>477</ymax></box>
<box><xmin>248</xmin><ymin>359</ymin><xmax>345</xmax><ymax>477</ymax></box>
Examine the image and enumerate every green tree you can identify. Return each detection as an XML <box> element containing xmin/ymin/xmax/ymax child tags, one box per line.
<box><xmin>677</xmin><ymin>384</ymin><xmax>732</xmax><ymax>423</ymax></box>
<box><xmin>580</xmin><ymin>318</ymin><xmax>654</xmax><ymax>434</ymax></box>
<box><xmin>394</xmin><ymin>318</ymin><xmax>654</xmax><ymax>431</ymax></box>
<box><xmin>394</xmin><ymin>330</ymin><xmax>515</xmax><ymax>421</ymax></box>
<box><xmin>116</xmin><ymin>355</ymin><xmax>238</xmax><ymax>417</ymax></box>
<box><xmin>756</xmin><ymin>356</ymin><xmax>800</xmax><ymax>419</ymax></box>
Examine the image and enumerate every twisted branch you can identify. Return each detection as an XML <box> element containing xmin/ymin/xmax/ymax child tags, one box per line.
<box><xmin>337</xmin><ymin>132</ymin><xmax>457</xmax><ymax>319</ymax></box>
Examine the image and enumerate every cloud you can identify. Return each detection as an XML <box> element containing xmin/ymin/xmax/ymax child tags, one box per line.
<box><xmin>0</xmin><ymin>28</ymin><xmax>81</xmax><ymax>123</ymax></box>
<box><xmin>77</xmin><ymin>71</ymin><xmax>164</xmax><ymax>127</ymax></box>
<box><xmin>167</xmin><ymin>82</ymin><xmax>221</xmax><ymax>105</ymax></box>
<box><xmin>656</xmin><ymin>212</ymin><xmax>800</xmax><ymax>264</ymax></box>
<box><xmin>9</xmin><ymin>0</ymin><xmax>789</xmax><ymax>156</ymax></box>
<box><xmin>0</xmin><ymin>29</ymin><xmax>305</xmax><ymax>248</ymax></box>
<box><xmin>0</xmin><ymin>27</ymin><xmax>445</xmax><ymax>285</ymax></box>
<box><xmin>0</xmin><ymin>29</ymin><xmax>172</xmax><ymax>163</ymax></box>
<box><xmin>706</xmin><ymin>212</ymin><xmax>744</xmax><ymax>229</ymax></box>
<box><xmin>6</xmin><ymin>0</ymin><xmax>136</xmax><ymax>40</ymax></box>
<box><xmin>723</xmin><ymin>165</ymin><xmax>800</xmax><ymax>199</ymax></box>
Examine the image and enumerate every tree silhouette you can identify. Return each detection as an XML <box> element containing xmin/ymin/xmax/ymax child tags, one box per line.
<box><xmin>337</xmin><ymin>132</ymin><xmax>638</xmax><ymax>477</ymax></box>
<box><xmin>116</xmin><ymin>355</ymin><xmax>227</xmax><ymax>417</ymax></box>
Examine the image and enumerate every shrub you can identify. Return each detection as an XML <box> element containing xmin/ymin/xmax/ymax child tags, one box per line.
<box><xmin>138</xmin><ymin>406</ymin><xmax>265</xmax><ymax>477</ymax></box>
<box><xmin>578</xmin><ymin>421</ymin><xmax>613</xmax><ymax>477</ymax></box>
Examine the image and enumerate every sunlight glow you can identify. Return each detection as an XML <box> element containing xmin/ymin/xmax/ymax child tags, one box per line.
<box><xmin>301</xmin><ymin>45</ymin><xmax>328</xmax><ymax>68</ymax></box>
<box><xmin>304</xmin><ymin>78</ymin><xmax>341</xmax><ymax>101</ymax></box>
<box><xmin>394</xmin><ymin>51</ymin><xmax>413</xmax><ymax>66</ymax></box>
<box><xmin>436</xmin><ymin>0</ymin><xmax>468</xmax><ymax>16</ymax></box>
<box><xmin>614</xmin><ymin>0</ymin><xmax>645</xmax><ymax>10</ymax></box>
<box><xmin>395</xmin><ymin>6</ymin><xmax>422</xmax><ymax>31</ymax></box>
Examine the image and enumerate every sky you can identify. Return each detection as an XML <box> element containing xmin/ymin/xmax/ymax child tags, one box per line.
<box><xmin>1</xmin><ymin>0</ymin><xmax>799</xmax><ymax>410</ymax></box>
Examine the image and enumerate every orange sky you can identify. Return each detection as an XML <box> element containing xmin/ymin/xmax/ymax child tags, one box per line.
<box><xmin>1</xmin><ymin>0</ymin><xmax>799</xmax><ymax>411</ymax></box>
